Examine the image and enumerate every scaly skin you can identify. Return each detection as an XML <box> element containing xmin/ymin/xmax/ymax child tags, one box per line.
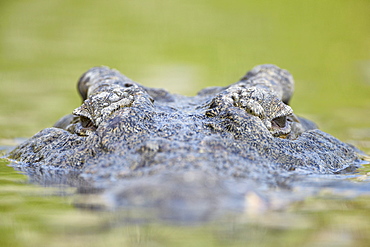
<box><xmin>7</xmin><ymin>65</ymin><xmax>366</xmax><ymax>217</ymax></box>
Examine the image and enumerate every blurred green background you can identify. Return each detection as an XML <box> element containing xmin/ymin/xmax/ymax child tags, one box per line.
<box><xmin>0</xmin><ymin>0</ymin><xmax>369</xmax><ymax>140</ymax></box>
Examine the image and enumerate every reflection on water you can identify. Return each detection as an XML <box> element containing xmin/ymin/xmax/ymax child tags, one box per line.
<box><xmin>1</xmin><ymin>148</ymin><xmax>370</xmax><ymax>246</ymax></box>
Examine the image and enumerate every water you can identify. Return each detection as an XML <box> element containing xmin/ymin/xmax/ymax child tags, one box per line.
<box><xmin>1</xmin><ymin>154</ymin><xmax>370</xmax><ymax>246</ymax></box>
<box><xmin>1</xmin><ymin>0</ymin><xmax>370</xmax><ymax>246</ymax></box>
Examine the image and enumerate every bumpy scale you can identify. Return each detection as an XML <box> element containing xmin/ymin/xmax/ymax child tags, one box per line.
<box><xmin>7</xmin><ymin>64</ymin><xmax>366</xmax><ymax>216</ymax></box>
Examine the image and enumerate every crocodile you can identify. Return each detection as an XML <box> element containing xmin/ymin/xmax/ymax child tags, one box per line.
<box><xmin>7</xmin><ymin>65</ymin><xmax>367</xmax><ymax>220</ymax></box>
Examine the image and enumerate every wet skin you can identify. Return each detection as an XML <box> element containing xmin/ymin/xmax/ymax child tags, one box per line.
<box><xmin>7</xmin><ymin>65</ymin><xmax>366</xmax><ymax>217</ymax></box>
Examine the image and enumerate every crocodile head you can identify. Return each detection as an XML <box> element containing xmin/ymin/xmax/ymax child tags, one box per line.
<box><xmin>7</xmin><ymin>65</ymin><xmax>365</xmax><ymax>217</ymax></box>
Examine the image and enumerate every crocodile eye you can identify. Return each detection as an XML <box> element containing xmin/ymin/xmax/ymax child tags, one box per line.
<box><xmin>80</xmin><ymin>116</ymin><xmax>95</xmax><ymax>129</ymax></box>
<box><xmin>271</xmin><ymin>116</ymin><xmax>287</xmax><ymax>129</ymax></box>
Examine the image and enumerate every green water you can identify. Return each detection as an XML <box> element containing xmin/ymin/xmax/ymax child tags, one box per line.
<box><xmin>1</xmin><ymin>155</ymin><xmax>370</xmax><ymax>247</ymax></box>
<box><xmin>1</xmin><ymin>0</ymin><xmax>370</xmax><ymax>246</ymax></box>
